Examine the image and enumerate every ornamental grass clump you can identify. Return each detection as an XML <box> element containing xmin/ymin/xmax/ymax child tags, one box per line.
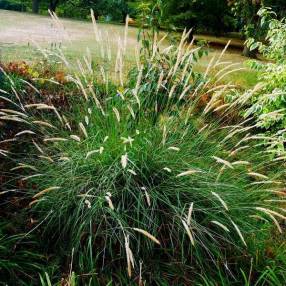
<box><xmin>1</xmin><ymin>14</ymin><xmax>286</xmax><ymax>284</ymax></box>
<box><xmin>2</xmin><ymin>77</ymin><xmax>286</xmax><ymax>284</ymax></box>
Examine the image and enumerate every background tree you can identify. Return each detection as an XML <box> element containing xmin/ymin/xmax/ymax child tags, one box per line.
<box><xmin>32</xmin><ymin>0</ymin><xmax>40</xmax><ymax>13</ymax></box>
<box><xmin>3</xmin><ymin>0</ymin><xmax>286</xmax><ymax>41</ymax></box>
<box><xmin>54</xmin><ymin>0</ymin><xmax>128</xmax><ymax>21</ymax></box>
<box><xmin>49</xmin><ymin>0</ymin><xmax>60</xmax><ymax>12</ymax></box>
<box><xmin>228</xmin><ymin>0</ymin><xmax>286</xmax><ymax>56</ymax></box>
<box><xmin>31</xmin><ymin>0</ymin><xmax>62</xmax><ymax>13</ymax></box>
<box><xmin>228</xmin><ymin>0</ymin><xmax>262</xmax><ymax>57</ymax></box>
<box><xmin>163</xmin><ymin>0</ymin><xmax>235</xmax><ymax>34</ymax></box>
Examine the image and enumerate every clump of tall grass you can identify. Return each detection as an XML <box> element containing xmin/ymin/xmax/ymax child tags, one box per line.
<box><xmin>1</xmin><ymin>13</ymin><xmax>286</xmax><ymax>285</ymax></box>
<box><xmin>2</xmin><ymin>79</ymin><xmax>285</xmax><ymax>283</ymax></box>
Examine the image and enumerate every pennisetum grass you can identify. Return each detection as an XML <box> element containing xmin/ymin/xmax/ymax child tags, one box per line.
<box><xmin>1</xmin><ymin>11</ymin><xmax>286</xmax><ymax>285</ymax></box>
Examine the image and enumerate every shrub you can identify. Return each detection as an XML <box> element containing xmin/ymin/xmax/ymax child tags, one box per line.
<box><xmin>231</xmin><ymin>7</ymin><xmax>286</xmax><ymax>155</ymax></box>
<box><xmin>0</xmin><ymin>0</ymin><xmax>26</xmax><ymax>12</ymax></box>
<box><xmin>56</xmin><ymin>0</ymin><xmax>128</xmax><ymax>22</ymax></box>
<box><xmin>163</xmin><ymin>0</ymin><xmax>236</xmax><ymax>34</ymax></box>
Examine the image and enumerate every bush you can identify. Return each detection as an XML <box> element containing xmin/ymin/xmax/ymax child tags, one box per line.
<box><xmin>56</xmin><ymin>0</ymin><xmax>128</xmax><ymax>22</ymax></box>
<box><xmin>163</xmin><ymin>0</ymin><xmax>236</xmax><ymax>34</ymax></box>
<box><xmin>230</xmin><ymin>7</ymin><xmax>286</xmax><ymax>155</ymax></box>
<box><xmin>0</xmin><ymin>0</ymin><xmax>26</xmax><ymax>11</ymax></box>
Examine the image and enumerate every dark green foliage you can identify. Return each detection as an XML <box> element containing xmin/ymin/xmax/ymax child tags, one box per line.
<box><xmin>0</xmin><ymin>0</ymin><xmax>27</xmax><ymax>11</ymax></box>
<box><xmin>56</xmin><ymin>0</ymin><xmax>129</xmax><ymax>21</ymax></box>
<box><xmin>2</xmin><ymin>0</ymin><xmax>286</xmax><ymax>37</ymax></box>
<box><xmin>0</xmin><ymin>221</ymin><xmax>57</xmax><ymax>285</ymax></box>
<box><xmin>164</xmin><ymin>0</ymin><xmax>236</xmax><ymax>34</ymax></box>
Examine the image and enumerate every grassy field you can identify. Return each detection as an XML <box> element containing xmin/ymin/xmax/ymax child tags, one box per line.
<box><xmin>0</xmin><ymin>9</ymin><xmax>257</xmax><ymax>88</ymax></box>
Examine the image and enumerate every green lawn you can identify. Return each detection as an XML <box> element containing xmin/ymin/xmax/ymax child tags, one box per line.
<box><xmin>0</xmin><ymin>9</ymin><xmax>258</xmax><ymax>88</ymax></box>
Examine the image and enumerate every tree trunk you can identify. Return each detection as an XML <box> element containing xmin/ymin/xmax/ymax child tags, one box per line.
<box><xmin>122</xmin><ymin>12</ymin><xmax>128</xmax><ymax>24</ymax></box>
<box><xmin>49</xmin><ymin>0</ymin><xmax>59</xmax><ymax>12</ymax></box>
<box><xmin>32</xmin><ymin>0</ymin><xmax>40</xmax><ymax>13</ymax></box>
<box><xmin>242</xmin><ymin>45</ymin><xmax>257</xmax><ymax>59</ymax></box>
